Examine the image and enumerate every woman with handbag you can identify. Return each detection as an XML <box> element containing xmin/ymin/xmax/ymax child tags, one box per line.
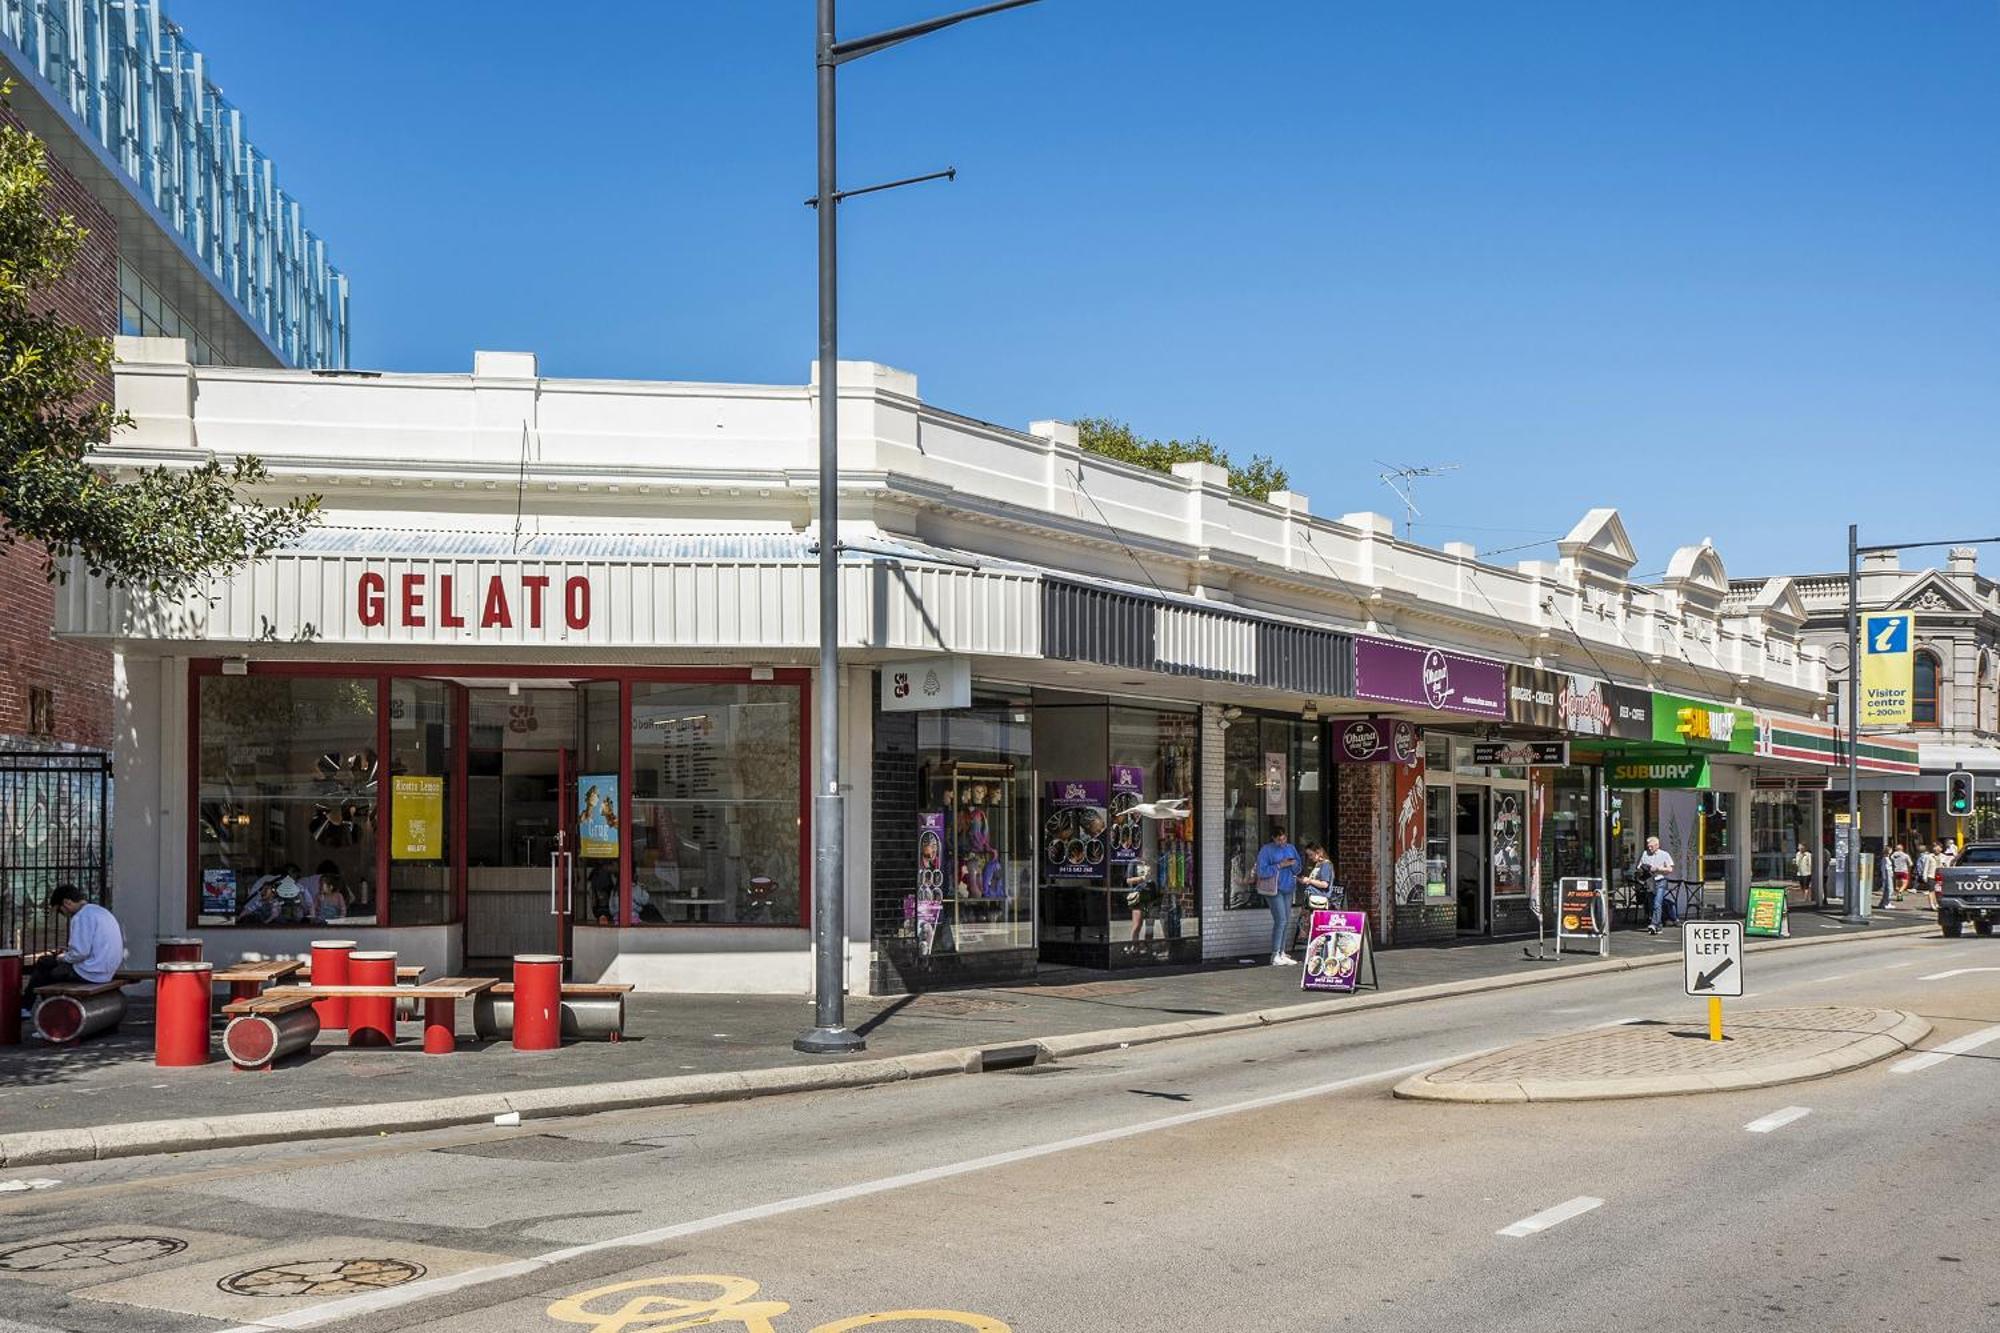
<box><xmin>1254</xmin><ymin>827</ymin><xmax>1301</xmax><ymax>965</ymax></box>
<box><xmin>1294</xmin><ymin>843</ymin><xmax>1339</xmax><ymax>953</ymax></box>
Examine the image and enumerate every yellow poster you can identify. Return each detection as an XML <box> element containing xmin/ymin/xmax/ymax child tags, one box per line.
<box><xmin>1859</xmin><ymin>612</ymin><xmax>1913</xmax><ymax>727</ymax></box>
<box><xmin>392</xmin><ymin>774</ymin><xmax>445</xmax><ymax>860</ymax></box>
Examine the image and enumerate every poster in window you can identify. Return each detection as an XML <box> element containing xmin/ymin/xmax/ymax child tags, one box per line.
<box><xmin>1108</xmin><ymin>765</ymin><xmax>1146</xmax><ymax>869</ymax></box>
<box><xmin>1263</xmin><ymin>752</ymin><xmax>1288</xmax><ymax>816</ymax></box>
<box><xmin>577</xmin><ymin>773</ymin><xmax>620</xmax><ymax>859</ymax></box>
<box><xmin>200</xmin><ymin>867</ymin><xmax>238</xmax><ymax>917</ymax></box>
<box><xmin>390</xmin><ymin>774</ymin><xmax>444</xmax><ymax>861</ymax></box>
<box><xmin>1393</xmin><ymin>748</ymin><xmax>1427</xmax><ymax>906</ymax></box>
<box><xmin>1044</xmin><ymin>779</ymin><xmax>1108</xmax><ymax>880</ymax></box>
<box><xmin>916</xmin><ymin>810</ymin><xmax>946</xmax><ymax>955</ymax></box>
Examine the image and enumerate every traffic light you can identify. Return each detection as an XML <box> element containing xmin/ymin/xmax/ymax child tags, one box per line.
<box><xmin>1946</xmin><ymin>770</ymin><xmax>1975</xmax><ymax>818</ymax></box>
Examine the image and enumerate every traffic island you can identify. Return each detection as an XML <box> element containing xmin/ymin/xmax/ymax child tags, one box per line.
<box><xmin>1393</xmin><ymin>1005</ymin><xmax>1931</xmax><ymax>1103</ymax></box>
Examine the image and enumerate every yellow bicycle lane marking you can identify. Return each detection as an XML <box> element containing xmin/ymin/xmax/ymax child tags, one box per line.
<box><xmin>545</xmin><ymin>1273</ymin><xmax>1008</xmax><ymax>1333</ymax></box>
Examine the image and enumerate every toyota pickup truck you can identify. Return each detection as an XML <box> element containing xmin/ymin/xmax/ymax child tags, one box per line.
<box><xmin>1936</xmin><ymin>842</ymin><xmax>2000</xmax><ymax>937</ymax></box>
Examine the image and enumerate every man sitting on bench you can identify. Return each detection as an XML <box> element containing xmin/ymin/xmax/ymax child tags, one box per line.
<box><xmin>20</xmin><ymin>884</ymin><xmax>126</xmax><ymax>1014</ymax></box>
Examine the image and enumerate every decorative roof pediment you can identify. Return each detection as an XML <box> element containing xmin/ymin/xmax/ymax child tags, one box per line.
<box><xmin>1664</xmin><ymin>541</ymin><xmax>1728</xmax><ymax>594</ymax></box>
<box><xmin>1742</xmin><ymin>576</ymin><xmax>1806</xmax><ymax>629</ymax></box>
<box><xmin>1556</xmin><ymin>508</ymin><xmax>1638</xmax><ymax>582</ymax></box>
<box><xmin>1890</xmin><ymin>569</ymin><xmax>1985</xmax><ymax>616</ymax></box>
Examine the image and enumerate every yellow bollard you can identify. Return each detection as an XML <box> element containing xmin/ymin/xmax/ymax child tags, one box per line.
<box><xmin>1709</xmin><ymin>996</ymin><xmax>1724</xmax><ymax>1042</ymax></box>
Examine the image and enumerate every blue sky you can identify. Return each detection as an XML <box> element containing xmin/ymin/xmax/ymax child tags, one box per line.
<box><xmin>173</xmin><ymin>0</ymin><xmax>1998</xmax><ymax>579</ymax></box>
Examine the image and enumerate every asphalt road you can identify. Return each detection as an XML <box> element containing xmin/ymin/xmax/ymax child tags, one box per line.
<box><xmin>4</xmin><ymin>929</ymin><xmax>1997</xmax><ymax>1333</ymax></box>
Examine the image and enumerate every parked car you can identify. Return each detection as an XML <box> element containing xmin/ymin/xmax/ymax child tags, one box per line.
<box><xmin>1935</xmin><ymin>842</ymin><xmax>2000</xmax><ymax>937</ymax></box>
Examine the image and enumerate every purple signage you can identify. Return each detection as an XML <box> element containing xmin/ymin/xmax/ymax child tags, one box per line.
<box><xmin>1108</xmin><ymin>765</ymin><xmax>1146</xmax><ymax>868</ymax></box>
<box><xmin>1333</xmin><ymin>717</ymin><xmax>1422</xmax><ymax>765</ymax></box>
<box><xmin>1044</xmin><ymin>779</ymin><xmax>1109</xmax><ymax>880</ymax></box>
<box><xmin>1353</xmin><ymin>638</ymin><xmax>1506</xmax><ymax>719</ymax></box>
<box><xmin>1301</xmin><ymin>910</ymin><xmax>1369</xmax><ymax>992</ymax></box>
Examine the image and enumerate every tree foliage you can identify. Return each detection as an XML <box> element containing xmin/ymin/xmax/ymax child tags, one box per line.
<box><xmin>0</xmin><ymin>91</ymin><xmax>317</xmax><ymax>593</ymax></box>
<box><xmin>1073</xmin><ymin>416</ymin><xmax>1290</xmax><ymax>500</ymax></box>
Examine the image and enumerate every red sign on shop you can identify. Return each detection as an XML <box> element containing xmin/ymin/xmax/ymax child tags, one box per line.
<box><xmin>356</xmin><ymin>572</ymin><xmax>592</xmax><ymax>631</ymax></box>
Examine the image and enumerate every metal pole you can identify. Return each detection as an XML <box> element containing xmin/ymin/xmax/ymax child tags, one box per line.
<box><xmin>1844</xmin><ymin>523</ymin><xmax>1868</xmax><ymax>924</ymax></box>
<box><xmin>798</xmin><ymin>0</ymin><xmax>864</xmax><ymax>1054</ymax></box>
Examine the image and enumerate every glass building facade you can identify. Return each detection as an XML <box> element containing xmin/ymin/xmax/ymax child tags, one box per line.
<box><xmin>0</xmin><ymin>0</ymin><xmax>348</xmax><ymax>367</ymax></box>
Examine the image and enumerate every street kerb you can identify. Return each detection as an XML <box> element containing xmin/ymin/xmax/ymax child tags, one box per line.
<box><xmin>0</xmin><ymin>922</ymin><xmax>1937</xmax><ymax>1169</ymax></box>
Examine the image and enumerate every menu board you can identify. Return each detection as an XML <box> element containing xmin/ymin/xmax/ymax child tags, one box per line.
<box><xmin>1557</xmin><ymin>877</ymin><xmax>1606</xmax><ymax>938</ymax></box>
<box><xmin>1044</xmin><ymin>779</ymin><xmax>1108</xmax><ymax>880</ymax></box>
<box><xmin>1301</xmin><ymin>910</ymin><xmax>1369</xmax><ymax>992</ymax></box>
<box><xmin>1746</xmin><ymin>884</ymin><xmax>1789</xmax><ymax>938</ymax></box>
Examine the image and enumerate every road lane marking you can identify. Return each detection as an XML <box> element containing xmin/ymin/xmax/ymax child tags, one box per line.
<box><xmin>1883</xmin><ymin>962</ymin><xmax>1914</xmax><ymax>970</ymax></box>
<box><xmin>210</xmin><ymin>1048</ymin><xmax>1494</xmax><ymax>1332</ymax></box>
<box><xmin>1891</xmin><ymin>1023</ymin><xmax>2000</xmax><ymax>1074</ymax></box>
<box><xmin>1498</xmin><ymin>1196</ymin><xmax>1604</xmax><ymax>1238</ymax></box>
<box><xmin>0</xmin><ymin>1178</ymin><xmax>59</xmax><ymax>1193</ymax></box>
<box><xmin>1918</xmin><ymin>967</ymin><xmax>2000</xmax><ymax>981</ymax></box>
<box><xmin>1744</xmin><ymin>1106</ymin><xmax>1812</xmax><ymax>1134</ymax></box>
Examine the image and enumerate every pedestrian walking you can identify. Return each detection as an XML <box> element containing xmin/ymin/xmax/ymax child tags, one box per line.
<box><xmin>1891</xmin><ymin>843</ymin><xmax>1912</xmax><ymax>903</ymax></box>
<box><xmin>1793</xmin><ymin>845</ymin><xmax>1814</xmax><ymax>896</ymax></box>
<box><xmin>1638</xmin><ymin>836</ymin><xmax>1676</xmax><ymax>934</ymax></box>
<box><xmin>1915</xmin><ymin>844</ymin><xmax>1936</xmax><ymax>899</ymax></box>
<box><xmin>1255</xmin><ymin>826</ymin><xmax>1301</xmax><ymax>965</ymax></box>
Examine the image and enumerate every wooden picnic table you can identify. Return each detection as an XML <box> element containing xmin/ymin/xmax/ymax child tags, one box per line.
<box><xmin>253</xmin><ymin>977</ymin><xmax>495</xmax><ymax>1054</ymax></box>
<box><xmin>213</xmin><ymin>958</ymin><xmax>306</xmax><ymax>1002</ymax></box>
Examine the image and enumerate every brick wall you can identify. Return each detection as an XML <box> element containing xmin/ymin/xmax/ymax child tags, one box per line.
<box><xmin>1335</xmin><ymin>763</ymin><xmax>1388</xmax><ymax>928</ymax></box>
<box><xmin>0</xmin><ymin>106</ymin><xmax>117</xmax><ymax>753</ymax></box>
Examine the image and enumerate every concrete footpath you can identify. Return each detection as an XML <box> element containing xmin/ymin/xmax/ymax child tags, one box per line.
<box><xmin>0</xmin><ymin>911</ymin><xmax>1935</xmax><ymax>1167</ymax></box>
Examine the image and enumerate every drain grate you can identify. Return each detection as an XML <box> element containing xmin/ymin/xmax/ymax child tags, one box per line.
<box><xmin>1028</xmin><ymin>981</ymin><xmax>1146</xmax><ymax>999</ymax></box>
<box><xmin>0</xmin><ymin>1235</ymin><xmax>188</xmax><ymax>1272</ymax></box>
<box><xmin>435</xmin><ymin>1134</ymin><xmax>655</xmax><ymax>1164</ymax></box>
<box><xmin>892</xmin><ymin>994</ymin><xmax>1022</xmax><ymax>1016</ymax></box>
<box><xmin>220</xmin><ymin>1257</ymin><xmax>425</xmax><ymax>1298</ymax></box>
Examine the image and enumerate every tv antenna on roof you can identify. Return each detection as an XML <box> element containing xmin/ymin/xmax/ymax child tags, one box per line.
<box><xmin>1376</xmin><ymin>461</ymin><xmax>1461</xmax><ymax>538</ymax></box>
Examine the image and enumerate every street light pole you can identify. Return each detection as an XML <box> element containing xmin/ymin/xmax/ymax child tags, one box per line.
<box><xmin>796</xmin><ymin>0</ymin><xmax>1044</xmax><ymax>1056</ymax></box>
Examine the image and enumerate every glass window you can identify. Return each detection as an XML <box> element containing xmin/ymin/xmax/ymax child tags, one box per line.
<box><xmin>1751</xmin><ymin>790</ymin><xmax>1809</xmax><ymax>884</ymax></box>
<box><xmin>387</xmin><ymin>679</ymin><xmax>452</xmax><ymax>925</ymax></box>
<box><xmin>629</xmin><ymin>683</ymin><xmax>802</xmax><ymax>926</ymax></box>
<box><xmin>920</xmin><ymin>704</ymin><xmax>1035</xmax><ymax>955</ymax></box>
<box><xmin>575</xmin><ymin>681</ymin><xmax>622</xmax><ymax>926</ymax></box>
<box><xmin>1108</xmin><ymin>706</ymin><xmax>1200</xmax><ymax>950</ymax></box>
<box><xmin>1914</xmin><ymin>651</ymin><xmax>1940</xmax><ymax>727</ymax></box>
<box><xmin>196</xmin><ymin>675</ymin><xmax>379</xmax><ymax>927</ymax></box>
<box><xmin>1222</xmin><ymin>715</ymin><xmax>1325</xmax><ymax>909</ymax></box>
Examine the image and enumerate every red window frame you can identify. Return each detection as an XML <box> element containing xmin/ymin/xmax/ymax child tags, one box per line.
<box><xmin>1913</xmin><ymin>650</ymin><xmax>1941</xmax><ymax>729</ymax></box>
<box><xmin>186</xmin><ymin>660</ymin><xmax>813</xmax><ymax>931</ymax></box>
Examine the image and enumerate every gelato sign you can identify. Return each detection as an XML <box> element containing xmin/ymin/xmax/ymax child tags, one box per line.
<box><xmin>1354</xmin><ymin>639</ymin><xmax>1506</xmax><ymax>720</ymax></box>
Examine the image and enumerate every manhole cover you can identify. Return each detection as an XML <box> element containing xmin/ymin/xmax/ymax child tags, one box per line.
<box><xmin>436</xmin><ymin>1135</ymin><xmax>653</xmax><ymax>1164</ymax></box>
<box><xmin>897</xmin><ymin>994</ymin><xmax>1020</xmax><ymax>1016</ymax></box>
<box><xmin>1030</xmin><ymin>981</ymin><xmax>1145</xmax><ymax>999</ymax></box>
<box><xmin>220</xmin><ymin>1258</ymin><xmax>426</xmax><ymax>1298</ymax></box>
<box><xmin>0</xmin><ymin>1235</ymin><xmax>189</xmax><ymax>1272</ymax></box>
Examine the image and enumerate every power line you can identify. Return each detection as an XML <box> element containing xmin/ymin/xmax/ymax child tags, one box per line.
<box><xmin>1066</xmin><ymin>465</ymin><xmax>1168</xmax><ymax>599</ymax></box>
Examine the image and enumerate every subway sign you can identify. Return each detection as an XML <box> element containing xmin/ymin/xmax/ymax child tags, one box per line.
<box><xmin>1651</xmin><ymin>693</ymin><xmax>1755</xmax><ymax>753</ymax></box>
<box><xmin>1607</xmin><ymin>756</ymin><xmax>1712</xmax><ymax>789</ymax></box>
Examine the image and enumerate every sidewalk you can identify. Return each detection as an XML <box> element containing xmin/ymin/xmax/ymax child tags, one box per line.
<box><xmin>0</xmin><ymin>909</ymin><xmax>1932</xmax><ymax>1164</ymax></box>
<box><xmin>1394</xmin><ymin>1005</ymin><xmax>1931</xmax><ymax>1102</ymax></box>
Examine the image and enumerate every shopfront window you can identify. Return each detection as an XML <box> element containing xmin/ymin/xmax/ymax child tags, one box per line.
<box><xmin>387</xmin><ymin>679</ymin><xmax>452</xmax><ymax>926</ymax></box>
<box><xmin>629</xmin><ymin>682</ymin><xmax>803</xmax><ymax>926</ymax></box>
<box><xmin>1109</xmin><ymin>706</ymin><xmax>1201</xmax><ymax>948</ymax></box>
<box><xmin>1223</xmin><ymin>715</ymin><xmax>1327</xmax><ymax>909</ymax></box>
<box><xmin>1751</xmin><ymin>790</ymin><xmax>1810</xmax><ymax>884</ymax></box>
<box><xmin>196</xmin><ymin>675</ymin><xmax>380</xmax><ymax>927</ymax></box>
<box><xmin>918</xmin><ymin>703</ymin><xmax>1035</xmax><ymax>955</ymax></box>
<box><xmin>1546</xmin><ymin>767</ymin><xmax>1599</xmax><ymax>881</ymax></box>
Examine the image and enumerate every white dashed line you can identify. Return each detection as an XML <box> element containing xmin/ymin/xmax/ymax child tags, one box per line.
<box><xmin>1744</xmin><ymin>1106</ymin><xmax>1812</xmax><ymax>1134</ymax></box>
<box><xmin>1883</xmin><ymin>962</ymin><xmax>1914</xmax><ymax>971</ymax></box>
<box><xmin>1918</xmin><ymin>967</ymin><xmax>2000</xmax><ymax>981</ymax></box>
<box><xmin>1498</xmin><ymin>1196</ymin><xmax>1604</xmax><ymax>1238</ymax></box>
<box><xmin>0</xmin><ymin>1178</ymin><xmax>59</xmax><ymax>1193</ymax></box>
<box><xmin>1891</xmin><ymin>1023</ymin><xmax>2000</xmax><ymax>1074</ymax></box>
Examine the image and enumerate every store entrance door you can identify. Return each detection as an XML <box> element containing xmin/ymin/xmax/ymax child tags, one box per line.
<box><xmin>1455</xmin><ymin>788</ymin><xmax>1486</xmax><ymax>933</ymax></box>
<box><xmin>464</xmin><ymin>687</ymin><xmax>577</xmax><ymax>972</ymax></box>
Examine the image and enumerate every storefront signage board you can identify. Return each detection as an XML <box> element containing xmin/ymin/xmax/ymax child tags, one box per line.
<box><xmin>1301</xmin><ymin>910</ymin><xmax>1371</xmax><ymax>992</ymax></box>
<box><xmin>1333</xmin><ymin>717</ymin><xmax>1421</xmax><ymax>764</ymax></box>
<box><xmin>1651</xmin><ymin>693</ymin><xmax>1756</xmax><ymax>754</ymax></box>
<box><xmin>1746</xmin><ymin>884</ymin><xmax>1789</xmax><ymax>937</ymax></box>
<box><xmin>576</xmin><ymin>774</ymin><xmax>619</xmax><ymax>859</ymax></box>
<box><xmin>1354</xmin><ymin>638</ymin><xmax>1506</xmax><ymax>719</ymax></box>
<box><xmin>1607</xmin><ymin>685</ymin><xmax>1654</xmax><ymax>740</ymax></box>
<box><xmin>392</xmin><ymin>774</ymin><xmax>445</xmax><ymax>861</ymax></box>
<box><xmin>880</xmin><ymin>657</ymin><xmax>973</xmax><ymax>713</ymax></box>
<box><xmin>1859</xmin><ymin>612</ymin><xmax>1914</xmax><ymax>727</ymax></box>
<box><xmin>356</xmin><ymin>569</ymin><xmax>594</xmax><ymax>632</ymax></box>
<box><xmin>1471</xmin><ymin>741</ymin><xmax>1570</xmax><ymax>767</ymax></box>
<box><xmin>1045</xmin><ymin>780</ymin><xmax>1108</xmax><ymax>880</ymax></box>
<box><xmin>1607</xmin><ymin>755</ymin><xmax>1712</xmax><ymax>789</ymax></box>
<box><xmin>1556</xmin><ymin>877</ymin><xmax>1607</xmax><ymax>938</ymax></box>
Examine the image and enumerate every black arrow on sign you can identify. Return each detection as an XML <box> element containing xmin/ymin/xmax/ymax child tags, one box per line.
<box><xmin>1693</xmin><ymin>956</ymin><xmax>1735</xmax><ymax>992</ymax></box>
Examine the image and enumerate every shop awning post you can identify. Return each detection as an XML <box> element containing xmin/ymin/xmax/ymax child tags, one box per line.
<box><xmin>795</xmin><ymin>0</ymin><xmax>1043</xmax><ymax>1057</ymax></box>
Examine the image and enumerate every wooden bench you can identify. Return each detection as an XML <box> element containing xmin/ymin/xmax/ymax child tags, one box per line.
<box><xmin>213</xmin><ymin>958</ymin><xmax>306</xmax><ymax>1003</ymax></box>
<box><xmin>474</xmin><ymin>981</ymin><xmax>635</xmax><ymax>1043</ymax></box>
<box><xmin>256</xmin><ymin>977</ymin><xmax>495</xmax><ymax>1054</ymax></box>
<box><xmin>218</xmin><ymin>992</ymin><xmax>320</xmax><ymax>1070</ymax></box>
<box><xmin>31</xmin><ymin>979</ymin><xmax>132</xmax><ymax>1044</ymax></box>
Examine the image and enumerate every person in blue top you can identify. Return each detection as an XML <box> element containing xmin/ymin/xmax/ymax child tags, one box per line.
<box><xmin>1255</xmin><ymin>827</ymin><xmax>1301</xmax><ymax>965</ymax></box>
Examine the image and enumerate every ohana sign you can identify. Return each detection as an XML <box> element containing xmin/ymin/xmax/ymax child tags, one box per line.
<box><xmin>1354</xmin><ymin>638</ymin><xmax>1506</xmax><ymax>720</ymax></box>
<box><xmin>356</xmin><ymin>570</ymin><xmax>594</xmax><ymax>633</ymax></box>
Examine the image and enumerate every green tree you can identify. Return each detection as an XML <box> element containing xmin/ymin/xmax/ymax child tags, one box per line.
<box><xmin>1073</xmin><ymin>416</ymin><xmax>1290</xmax><ymax>500</ymax></box>
<box><xmin>0</xmin><ymin>90</ymin><xmax>317</xmax><ymax>593</ymax></box>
